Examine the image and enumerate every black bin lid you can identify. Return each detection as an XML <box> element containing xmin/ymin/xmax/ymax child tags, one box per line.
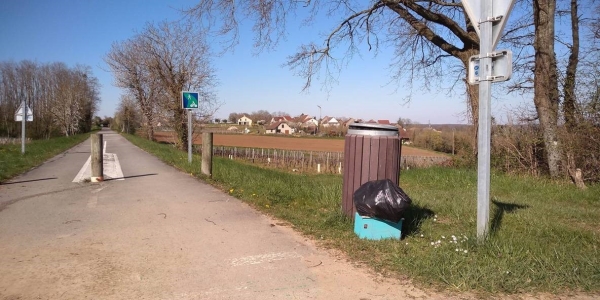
<box><xmin>347</xmin><ymin>123</ymin><xmax>398</xmax><ymax>136</ymax></box>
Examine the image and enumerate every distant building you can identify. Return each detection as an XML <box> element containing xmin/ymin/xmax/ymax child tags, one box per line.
<box><xmin>321</xmin><ymin>116</ymin><xmax>340</xmax><ymax>127</ymax></box>
<box><xmin>237</xmin><ymin>115</ymin><xmax>253</xmax><ymax>126</ymax></box>
<box><xmin>265</xmin><ymin>121</ymin><xmax>295</xmax><ymax>134</ymax></box>
<box><xmin>270</xmin><ymin>116</ymin><xmax>294</xmax><ymax>124</ymax></box>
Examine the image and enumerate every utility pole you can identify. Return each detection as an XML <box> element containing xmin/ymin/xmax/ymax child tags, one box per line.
<box><xmin>317</xmin><ymin>105</ymin><xmax>321</xmax><ymax>135</ymax></box>
<box><xmin>21</xmin><ymin>100</ymin><xmax>25</xmax><ymax>154</ymax></box>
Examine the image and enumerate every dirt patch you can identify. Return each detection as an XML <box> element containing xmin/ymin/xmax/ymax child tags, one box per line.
<box><xmin>154</xmin><ymin>132</ymin><xmax>446</xmax><ymax>157</ymax></box>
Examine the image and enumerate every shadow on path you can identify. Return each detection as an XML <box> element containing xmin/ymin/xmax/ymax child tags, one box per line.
<box><xmin>1</xmin><ymin>177</ymin><xmax>58</xmax><ymax>185</ymax></box>
<box><xmin>105</xmin><ymin>173</ymin><xmax>158</xmax><ymax>181</ymax></box>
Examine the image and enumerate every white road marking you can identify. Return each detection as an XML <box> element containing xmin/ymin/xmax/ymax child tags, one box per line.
<box><xmin>88</xmin><ymin>186</ymin><xmax>105</xmax><ymax>208</ymax></box>
<box><xmin>230</xmin><ymin>252</ymin><xmax>301</xmax><ymax>267</ymax></box>
<box><xmin>72</xmin><ymin>141</ymin><xmax>125</xmax><ymax>182</ymax></box>
<box><xmin>73</xmin><ymin>156</ymin><xmax>91</xmax><ymax>183</ymax></box>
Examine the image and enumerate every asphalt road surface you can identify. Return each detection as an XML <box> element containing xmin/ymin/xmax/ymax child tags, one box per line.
<box><xmin>0</xmin><ymin>129</ymin><xmax>439</xmax><ymax>299</ymax></box>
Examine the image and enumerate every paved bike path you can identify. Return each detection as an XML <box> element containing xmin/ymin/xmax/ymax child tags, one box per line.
<box><xmin>0</xmin><ymin>129</ymin><xmax>435</xmax><ymax>299</ymax></box>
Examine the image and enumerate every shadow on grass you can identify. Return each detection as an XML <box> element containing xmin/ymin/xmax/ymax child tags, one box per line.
<box><xmin>490</xmin><ymin>200</ymin><xmax>529</xmax><ymax>235</ymax></box>
<box><xmin>401</xmin><ymin>204</ymin><xmax>435</xmax><ymax>238</ymax></box>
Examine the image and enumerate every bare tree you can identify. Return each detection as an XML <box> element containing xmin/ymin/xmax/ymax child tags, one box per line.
<box><xmin>512</xmin><ymin>0</ymin><xmax>560</xmax><ymax>180</ymax></box>
<box><xmin>0</xmin><ymin>61</ymin><xmax>98</xmax><ymax>138</ymax></box>
<box><xmin>249</xmin><ymin>110</ymin><xmax>272</xmax><ymax>124</ymax></box>
<box><xmin>105</xmin><ymin>37</ymin><xmax>162</xmax><ymax>141</ymax></box>
<box><xmin>137</xmin><ymin>20</ymin><xmax>218</xmax><ymax>150</ymax></box>
<box><xmin>186</xmin><ymin>1</ymin><xmax>481</xmax><ymax>126</ymax></box>
<box><xmin>115</xmin><ymin>94</ymin><xmax>140</xmax><ymax>134</ymax></box>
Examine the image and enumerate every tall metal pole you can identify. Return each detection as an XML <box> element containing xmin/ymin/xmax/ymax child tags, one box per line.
<box><xmin>188</xmin><ymin>110</ymin><xmax>192</xmax><ymax>163</ymax></box>
<box><xmin>21</xmin><ymin>100</ymin><xmax>26</xmax><ymax>154</ymax></box>
<box><xmin>477</xmin><ymin>0</ymin><xmax>493</xmax><ymax>242</ymax></box>
<box><xmin>317</xmin><ymin>105</ymin><xmax>321</xmax><ymax>134</ymax></box>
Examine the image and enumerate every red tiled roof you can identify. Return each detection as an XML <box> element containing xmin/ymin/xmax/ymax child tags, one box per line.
<box><xmin>266</xmin><ymin>121</ymin><xmax>284</xmax><ymax>130</ymax></box>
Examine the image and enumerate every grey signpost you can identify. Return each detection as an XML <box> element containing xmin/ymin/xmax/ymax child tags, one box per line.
<box><xmin>15</xmin><ymin>100</ymin><xmax>33</xmax><ymax>154</ymax></box>
<box><xmin>462</xmin><ymin>0</ymin><xmax>515</xmax><ymax>241</ymax></box>
<box><xmin>182</xmin><ymin>91</ymin><xmax>199</xmax><ymax>163</ymax></box>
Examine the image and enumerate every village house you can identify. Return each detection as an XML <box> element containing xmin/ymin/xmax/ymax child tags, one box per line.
<box><xmin>295</xmin><ymin>113</ymin><xmax>318</xmax><ymax>128</ymax></box>
<box><xmin>270</xmin><ymin>116</ymin><xmax>294</xmax><ymax>124</ymax></box>
<box><xmin>237</xmin><ymin>115</ymin><xmax>253</xmax><ymax>126</ymax></box>
<box><xmin>321</xmin><ymin>116</ymin><xmax>340</xmax><ymax>127</ymax></box>
<box><xmin>343</xmin><ymin>118</ymin><xmax>356</xmax><ymax>128</ymax></box>
<box><xmin>265</xmin><ymin>121</ymin><xmax>295</xmax><ymax>134</ymax></box>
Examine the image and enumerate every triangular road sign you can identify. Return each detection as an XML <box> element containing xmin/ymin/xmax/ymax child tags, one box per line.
<box><xmin>461</xmin><ymin>0</ymin><xmax>516</xmax><ymax>49</ymax></box>
<box><xmin>15</xmin><ymin>103</ymin><xmax>33</xmax><ymax>121</ymax></box>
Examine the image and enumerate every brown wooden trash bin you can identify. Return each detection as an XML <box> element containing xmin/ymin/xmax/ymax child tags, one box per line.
<box><xmin>342</xmin><ymin>123</ymin><xmax>402</xmax><ymax>219</ymax></box>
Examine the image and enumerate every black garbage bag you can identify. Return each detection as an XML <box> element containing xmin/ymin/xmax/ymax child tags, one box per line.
<box><xmin>353</xmin><ymin>179</ymin><xmax>412</xmax><ymax>223</ymax></box>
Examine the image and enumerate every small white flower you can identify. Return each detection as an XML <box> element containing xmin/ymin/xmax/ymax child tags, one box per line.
<box><xmin>437</xmin><ymin>240</ymin><xmax>441</xmax><ymax>244</ymax></box>
<box><xmin>464</xmin><ymin>250</ymin><xmax>468</xmax><ymax>253</ymax></box>
<box><xmin>431</xmin><ymin>242</ymin><xmax>435</xmax><ymax>245</ymax></box>
<box><xmin>455</xmin><ymin>249</ymin><xmax>459</xmax><ymax>252</ymax></box>
<box><xmin>442</xmin><ymin>236</ymin><xmax>445</xmax><ymax>239</ymax></box>
<box><xmin>405</xmin><ymin>242</ymin><xmax>409</xmax><ymax>245</ymax></box>
<box><xmin>420</xmin><ymin>234</ymin><xmax>424</xmax><ymax>237</ymax></box>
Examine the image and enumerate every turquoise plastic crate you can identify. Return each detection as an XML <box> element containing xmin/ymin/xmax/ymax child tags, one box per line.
<box><xmin>354</xmin><ymin>212</ymin><xmax>403</xmax><ymax>240</ymax></box>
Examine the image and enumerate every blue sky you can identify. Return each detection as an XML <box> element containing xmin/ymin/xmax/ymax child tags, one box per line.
<box><xmin>0</xmin><ymin>0</ymin><xmax>526</xmax><ymax>124</ymax></box>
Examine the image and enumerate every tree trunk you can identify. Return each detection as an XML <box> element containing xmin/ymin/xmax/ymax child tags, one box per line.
<box><xmin>459</xmin><ymin>49</ymin><xmax>479</xmax><ymax>158</ymax></box>
<box><xmin>563</xmin><ymin>0</ymin><xmax>579</xmax><ymax>131</ymax></box>
<box><xmin>564</xmin><ymin>0</ymin><xmax>585</xmax><ymax>188</ymax></box>
<box><xmin>533</xmin><ymin>0</ymin><xmax>561</xmax><ymax>178</ymax></box>
<box><xmin>174</xmin><ymin>107</ymin><xmax>188</xmax><ymax>151</ymax></box>
<box><xmin>145</xmin><ymin>112</ymin><xmax>155</xmax><ymax>141</ymax></box>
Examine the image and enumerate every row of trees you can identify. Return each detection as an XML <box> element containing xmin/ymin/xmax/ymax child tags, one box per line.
<box><xmin>185</xmin><ymin>0</ymin><xmax>600</xmax><ymax>185</ymax></box>
<box><xmin>0</xmin><ymin>61</ymin><xmax>99</xmax><ymax>138</ymax></box>
<box><xmin>105</xmin><ymin>20</ymin><xmax>220</xmax><ymax>150</ymax></box>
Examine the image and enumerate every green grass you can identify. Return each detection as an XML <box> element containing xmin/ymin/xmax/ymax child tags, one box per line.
<box><xmin>124</xmin><ymin>133</ymin><xmax>600</xmax><ymax>296</ymax></box>
<box><xmin>0</xmin><ymin>133</ymin><xmax>91</xmax><ymax>182</ymax></box>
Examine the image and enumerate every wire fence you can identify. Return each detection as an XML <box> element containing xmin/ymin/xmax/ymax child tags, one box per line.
<box><xmin>202</xmin><ymin>146</ymin><xmax>451</xmax><ymax>174</ymax></box>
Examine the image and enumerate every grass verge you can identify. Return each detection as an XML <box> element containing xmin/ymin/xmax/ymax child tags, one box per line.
<box><xmin>0</xmin><ymin>133</ymin><xmax>91</xmax><ymax>183</ymax></box>
<box><xmin>124</xmin><ymin>133</ymin><xmax>600</xmax><ymax>296</ymax></box>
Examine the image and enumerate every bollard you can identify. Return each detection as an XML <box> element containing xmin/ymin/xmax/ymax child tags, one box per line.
<box><xmin>317</xmin><ymin>163</ymin><xmax>321</xmax><ymax>173</ymax></box>
<box><xmin>91</xmin><ymin>133</ymin><xmax>103</xmax><ymax>182</ymax></box>
<box><xmin>202</xmin><ymin>132</ymin><xmax>213</xmax><ymax>177</ymax></box>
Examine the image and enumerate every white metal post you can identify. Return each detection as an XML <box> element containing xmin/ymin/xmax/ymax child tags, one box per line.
<box><xmin>477</xmin><ymin>0</ymin><xmax>493</xmax><ymax>242</ymax></box>
<box><xmin>188</xmin><ymin>110</ymin><xmax>192</xmax><ymax>163</ymax></box>
<box><xmin>21</xmin><ymin>100</ymin><xmax>26</xmax><ymax>154</ymax></box>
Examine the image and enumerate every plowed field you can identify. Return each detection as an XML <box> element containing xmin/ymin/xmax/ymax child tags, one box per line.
<box><xmin>154</xmin><ymin>132</ymin><xmax>445</xmax><ymax>157</ymax></box>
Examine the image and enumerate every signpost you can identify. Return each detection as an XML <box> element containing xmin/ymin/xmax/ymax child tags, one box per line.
<box><xmin>461</xmin><ymin>0</ymin><xmax>515</xmax><ymax>242</ymax></box>
<box><xmin>14</xmin><ymin>101</ymin><xmax>33</xmax><ymax>154</ymax></box>
<box><xmin>182</xmin><ymin>91</ymin><xmax>199</xmax><ymax>163</ymax></box>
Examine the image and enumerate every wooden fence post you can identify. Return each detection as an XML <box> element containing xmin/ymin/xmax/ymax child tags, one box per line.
<box><xmin>202</xmin><ymin>132</ymin><xmax>213</xmax><ymax>177</ymax></box>
<box><xmin>91</xmin><ymin>133</ymin><xmax>103</xmax><ymax>182</ymax></box>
